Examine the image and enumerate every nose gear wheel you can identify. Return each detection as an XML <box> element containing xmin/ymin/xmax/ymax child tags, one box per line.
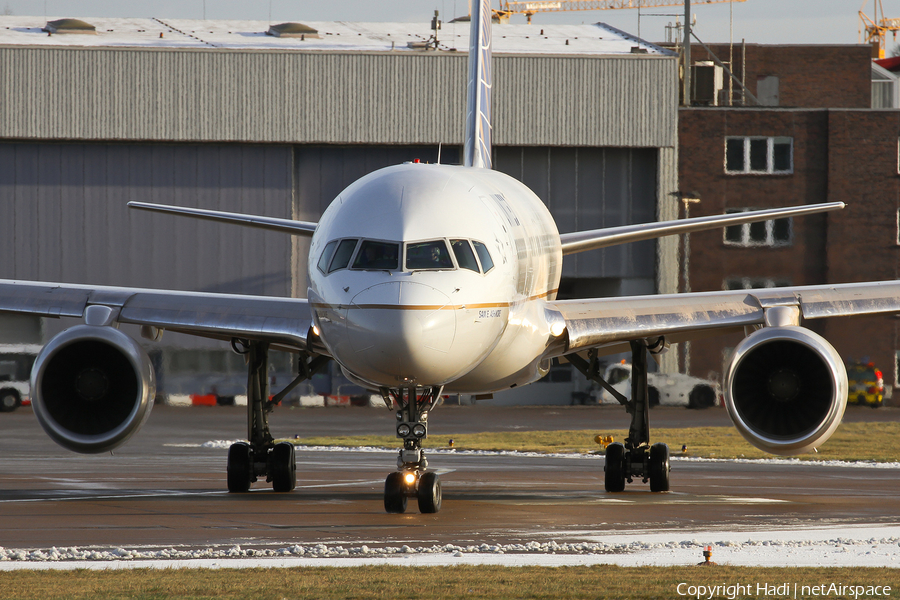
<box><xmin>381</xmin><ymin>385</ymin><xmax>444</xmax><ymax>514</ymax></box>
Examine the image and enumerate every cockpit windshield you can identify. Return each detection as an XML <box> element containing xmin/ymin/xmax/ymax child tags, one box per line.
<box><xmin>352</xmin><ymin>240</ymin><xmax>400</xmax><ymax>270</ymax></box>
<box><xmin>329</xmin><ymin>238</ymin><xmax>359</xmax><ymax>273</ymax></box>
<box><xmin>406</xmin><ymin>240</ymin><xmax>454</xmax><ymax>270</ymax></box>
<box><xmin>473</xmin><ymin>241</ymin><xmax>494</xmax><ymax>273</ymax></box>
<box><xmin>451</xmin><ymin>239</ymin><xmax>479</xmax><ymax>273</ymax></box>
<box><xmin>317</xmin><ymin>237</ymin><xmax>494</xmax><ymax>275</ymax></box>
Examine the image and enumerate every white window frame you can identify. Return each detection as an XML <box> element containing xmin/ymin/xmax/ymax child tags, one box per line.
<box><xmin>723</xmin><ymin>208</ymin><xmax>792</xmax><ymax>247</ymax></box>
<box><xmin>896</xmin><ymin>207</ymin><xmax>900</xmax><ymax>246</ymax></box>
<box><xmin>725</xmin><ymin>136</ymin><xmax>793</xmax><ymax>174</ymax></box>
<box><xmin>723</xmin><ymin>277</ymin><xmax>791</xmax><ymax>290</ymax></box>
<box><xmin>894</xmin><ymin>350</ymin><xmax>900</xmax><ymax>387</ymax></box>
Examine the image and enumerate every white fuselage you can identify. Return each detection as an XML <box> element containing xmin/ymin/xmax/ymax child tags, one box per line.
<box><xmin>307</xmin><ymin>162</ymin><xmax>564</xmax><ymax>393</ymax></box>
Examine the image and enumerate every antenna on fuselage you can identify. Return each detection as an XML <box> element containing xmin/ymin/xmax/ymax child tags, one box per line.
<box><xmin>463</xmin><ymin>0</ymin><xmax>493</xmax><ymax>170</ymax></box>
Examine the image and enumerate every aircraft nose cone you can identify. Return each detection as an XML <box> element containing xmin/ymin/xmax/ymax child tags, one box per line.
<box><xmin>342</xmin><ymin>281</ymin><xmax>461</xmax><ymax>385</ymax></box>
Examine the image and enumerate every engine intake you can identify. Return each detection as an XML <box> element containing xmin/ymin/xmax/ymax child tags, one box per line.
<box><xmin>31</xmin><ymin>325</ymin><xmax>156</xmax><ymax>454</ymax></box>
<box><xmin>724</xmin><ymin>326</ymin><xmax>847</xmax><ymax>456</ymax></box>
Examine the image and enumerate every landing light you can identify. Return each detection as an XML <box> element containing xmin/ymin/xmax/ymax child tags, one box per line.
<box><xmin>412</xmin><ymin>424</ymin><xmax>426</xmax><ymax>437</ymax></box>
<box><xmin>397</xmin><ymin>424</ymin><xmax>411</xmax><ymax>437</ymax></box>
<box><xmin>404</xmin><ymin>472</ymin><xmax>417</xmax><ymax>485</ymax></box>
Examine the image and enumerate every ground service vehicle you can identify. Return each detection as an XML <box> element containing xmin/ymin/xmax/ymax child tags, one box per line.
<box><xmin>0</xmin><ymin>344</ymin><xmax>39</xmax><ymax>412</ymax></box>
<box><xmin>847</xmin><ymin>362</ymin><xmax>883</xmax><ymax>407</ymax></box>
<box><xmin>598</xmin><ymin>362</ymin><xmax>719</xmax><ymax>409</ymax></box>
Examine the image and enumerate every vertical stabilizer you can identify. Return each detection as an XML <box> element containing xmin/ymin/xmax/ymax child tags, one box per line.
<box><xmin>464</xmin><ymin>0</ymin><xmax>493</xmax><ymax>169</ymax></box>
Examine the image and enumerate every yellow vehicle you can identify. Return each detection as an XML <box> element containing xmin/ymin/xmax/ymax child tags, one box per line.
<box><xmin>847</xmin><ymin>362</ymin><xmax>884</xmax><ymax>407</ymax></box>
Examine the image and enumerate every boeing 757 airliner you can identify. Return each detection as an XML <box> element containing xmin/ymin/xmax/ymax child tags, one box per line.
<box><xmin>1</xmin><ymin>0</ymin><xmax>898</xmax><ymax>513</ymax></box>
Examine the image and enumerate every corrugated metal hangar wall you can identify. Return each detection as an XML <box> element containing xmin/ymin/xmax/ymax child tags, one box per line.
<box><xmin>0</xmin><ymin>47</ymin><xmax>679</xmax><ymax>372</ymax></box>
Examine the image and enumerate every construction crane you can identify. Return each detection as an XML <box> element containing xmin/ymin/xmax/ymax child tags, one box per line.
<box><xmin>859</xmin><ymin>0</ymin><xmax>900</xmax><ymax>59</ymax></box>
<box><xmin>495</xmin><ymin>0</ymin><xmax>746</xmax><ymax>24</ymax></box>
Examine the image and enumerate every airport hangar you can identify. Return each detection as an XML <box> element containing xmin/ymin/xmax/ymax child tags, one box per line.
<box><xmin>0</xmin><ymin>16</ymin><xmax>681</xmax><ymax>395</ymax></box>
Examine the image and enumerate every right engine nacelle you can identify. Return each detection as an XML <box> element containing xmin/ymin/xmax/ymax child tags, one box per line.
<box><xmin>31</xmin><ymin>325</ymin><xmax>156</xmax><ymax>454</ymax></box>
<box><xmin>724</xmin><ymin>326</ymin><xmax>847</xmax><ymax>456</ymax></box>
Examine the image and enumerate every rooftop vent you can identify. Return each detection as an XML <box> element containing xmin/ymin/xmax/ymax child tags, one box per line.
<box><xmin>449</xmin><ymin>15</ymin><xmax>503</xmax><ymax>23</ymax></box>
<box><xmin>43</xmin><ymin>18</ymin><xmax>97</xmax><ymax>34</ymax></box>
<box><xmin>266</xmin><ymin>22</ymin><xmax>319</xmax><ymax>38</ymax></box>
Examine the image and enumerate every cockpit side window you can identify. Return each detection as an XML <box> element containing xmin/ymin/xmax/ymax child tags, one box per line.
<box><xmin>406</xmin><ymin>240</ymin><xmax>454</xmax><ymax>270</ymax></box>
<box><xmin>352</xmin><ymin>240</ymin><xmax>400</xmax><ymax>270</ymax></box>
<box><xmin>328</xmin><ymin>238</ymin><xmax>359</xmax><ymax>273</ymax></box>
<box><xmin>451</xmin><ymin>239</ymin><xmax>480</xmax><ymax>273</ymax></box>
<box><xmin>472</xmin><ymin>241</ymin><xmax>494</xmax><ymax>273</ymax></box>
<box><xmin>317</xmin><ymin>240</ymin><xmax>338</xmax><ymax>274</ymax></box>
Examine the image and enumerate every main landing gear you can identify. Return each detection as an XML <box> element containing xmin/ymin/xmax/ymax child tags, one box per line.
<box><xmin>381</xmin><ymin>386</ymin><xmax>443</xmax><ymax>514</ymax></box>
<box><xmin>226</xmin><ymin>340</ymin><xmax>328</xmax><ymax>494</ymax></box>
<box><xmin>569</xmin><ymin>340</ymin><xmax>670</xmax><ymax>493</ymax></box>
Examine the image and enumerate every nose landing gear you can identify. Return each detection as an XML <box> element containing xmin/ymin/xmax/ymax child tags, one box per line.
<box><xmin>382</xmin><ymin>386</ymin><xmax>443</xmax><ymax>514</ymax></box>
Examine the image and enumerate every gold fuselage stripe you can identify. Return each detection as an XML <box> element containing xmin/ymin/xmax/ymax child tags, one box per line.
<box><xmin>310</xmin><ymin>289</ymin><xmax>557</xmax><ymax>311</ymax></box>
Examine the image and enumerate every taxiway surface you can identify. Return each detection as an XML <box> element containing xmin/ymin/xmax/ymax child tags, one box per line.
<box><xmin>0</xmin><ymin>404</ymin><xmax>897</xmax><ymax>553</ymax></box>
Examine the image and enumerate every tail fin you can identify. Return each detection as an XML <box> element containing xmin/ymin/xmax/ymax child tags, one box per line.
<box><xmin>463</xmin><ymin>0</ymin><xmax>493</xmax><ymax>169</ymax></box>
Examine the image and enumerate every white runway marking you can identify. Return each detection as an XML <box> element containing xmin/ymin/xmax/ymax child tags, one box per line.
<box><xmin>0</xmin><ymin>490</ymin><xmax>227</xmax><ymax>503</ymax></box>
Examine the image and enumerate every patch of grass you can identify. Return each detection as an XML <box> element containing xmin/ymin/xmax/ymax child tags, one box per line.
<box><xmin>0</xmin><ymin>565</ymin><xmax>897</xmax><ymax>599</ymax></box>
<box><xmin>288</xmin><ymin>421</ymin><xmax>900</xmax><ymax>462</ymax></box>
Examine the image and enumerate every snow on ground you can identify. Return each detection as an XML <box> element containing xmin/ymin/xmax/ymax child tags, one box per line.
<box><xmin>0</xmin><ymin>525</ymin><xmax>898</xmax><ymax>570</ymax></box>
<box><xmin>192</xmin><ymin>441</ymin><xmax>900</xmax><ymax>470</ymax></box>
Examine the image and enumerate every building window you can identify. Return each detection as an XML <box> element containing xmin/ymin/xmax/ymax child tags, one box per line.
<box><xmin>724</xmin><ymin>277</ymin><xmax>791</xmax><ymax>290</ymax></box>
<box><xmin>723</xmin><ymin>209</ymin><xmax>792</xmax><ymax>247</ymax></box>
<box><xmin>725</xmin><ymin>136</ymin><xmax>793</xmax><ymax>174</ymax></box>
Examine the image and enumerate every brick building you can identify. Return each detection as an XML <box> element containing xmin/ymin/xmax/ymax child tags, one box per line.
<box><xmin>685</xmin><ymin>43</ymin><xmax>872</xmax><ymax>108</ymax></box>
<box><xmin>678</xmin><ymin>44</ymin><xmax>900</xmax><ymax>392</ymax></box>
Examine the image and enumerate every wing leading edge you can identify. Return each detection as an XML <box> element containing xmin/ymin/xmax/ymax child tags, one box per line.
<box><xmin>128</xmin><ymin>202</ymin><xmax>317</xmax><ymax>237</ymax></box>
<box><xmin>559</xmin><ymin>202</ymin><xmax>844</xmax><ymax>255</ymax></box>
<box><xmin>548</xmin><ymin>280</ymin><xmax>900</xmax><ymax>356</ymax></box>
<box><xmin>0</xmin><ymin>279</ymin><xmax>317</xmax><ymax>353</ymax></box>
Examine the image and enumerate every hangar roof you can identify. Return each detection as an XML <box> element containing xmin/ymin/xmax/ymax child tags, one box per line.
<box><xmin>0</xmin><ymin>16</ymin><xmax>670</xmax><ymax>55</ymax></box>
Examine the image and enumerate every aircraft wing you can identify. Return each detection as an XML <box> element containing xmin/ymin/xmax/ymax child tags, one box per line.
<box><xmin>0</xmin><ymin>279</ymin><xmax>316</xmax><ymax>352</ymax></box>
<box><xmin>559</xmin><ymin>202</ymin><xmax>844</xmax><ymax>255</ymax></box>
<box><xmin>128</xmin><ymin>202</ymin><xmax>318</xmax><ymax>237</ymax></box>
<box><xmin>549</xmin><ymin>280</ymin><xmax>900</xmax><ymax>355</ymax></box>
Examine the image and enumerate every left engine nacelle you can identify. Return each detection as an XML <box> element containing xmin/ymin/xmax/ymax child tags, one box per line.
<box><xmin>724</xmin><ymin>325</ymin><xmax>847</xmax><ymax>456</ymax></box>
<box><xmin>31</xmin><ymin>325</ymin><xmax>156</xmax><ymax>454</ymax></box>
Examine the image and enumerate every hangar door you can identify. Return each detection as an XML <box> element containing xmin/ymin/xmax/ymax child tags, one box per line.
<box><xmin>0</xmin><ymin>142</ymin><xmax>293</xmax><ymax>297</ymax></box>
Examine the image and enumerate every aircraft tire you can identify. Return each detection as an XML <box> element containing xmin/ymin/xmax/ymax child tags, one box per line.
<box><xmin>604</xmin><ymin>442</ymin><xmax>626</xmax><ymax>493</ymax></box>
<box><xmin>417</xmin><ymin>471</ymin><xmax>442</xmax><ymax>514</ymax></box>
<box><xmin>384</xmin><ymin>472</ymin><xmax>408</xmax><ymax>514</ymax></box>
<box><xmin>226</xmin><ymin>442</ymin><xmax>253</xmax><ymax>493</ymax></box>
<box><xmin>271</xmin><ymin>442</ymin><xmax>296</xmax><ymax>492</ymax></box>
<box><xmin>649</xmin><ymin>442</ymin><xmax>670</xmax><ymax>492</ymax></box>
